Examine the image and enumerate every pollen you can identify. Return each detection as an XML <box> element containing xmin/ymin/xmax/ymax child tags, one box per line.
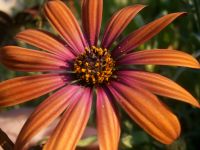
<box><xmin>73</xmin><ymin>46</ymin><xmax>115</xmax><ymax>86</ymax></box>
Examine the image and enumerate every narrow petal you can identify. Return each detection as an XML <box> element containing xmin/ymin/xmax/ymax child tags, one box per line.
<box><xmin>44</xmin><ymin>1</ymin><xmax>87</xmax><ymax>55</ymax></box>
<box><xmin>101</xmin><ymin>5</ymin><xmax>145</xmax><ymax>49</ymax></box>
<box><xmin>109</xmin><ymin>81</ymin><xmax>181</xmax><ymax>144</ymax></box>
<box><xmin>96</xmin><ymin>88</ymin><xmax>120</xmax><ymax>150</ymax></box>
<box><xmin>0</xmin><ymin>46</ymin><xmax>68</xmax><ymax>72</ymax></box>
<box><xmin>82</xmin><ymin>0</ymin><xmax>103</xmax><ymax>46</ymax></box>
<box><xmin>16</xmin><ymin>29</ymin><xmax>75</xmax><ymax>60</ymax></box>
<box><xmin>14</xmin><ymin>85</ymin><xmax>81</xmax><ymax>150</ymax></box>
<box><xmin>117</xmin><ymin>71</ymin><xmax>200</xmax><ymax>108</ymax></box>
<box><xmin>112</xmin><ymin>12</ymin><xmax>185</xmax><ymax>57</ymax></box>
<box><xmin>44</xmin><ymin>87</ymin><xmax>92</xmax><ymax>150</ymax></box>
<box><xmin>0</xmin><ymin>74</ymin><xmax>67</xmax><ymax>106</ymax></box>
<box><xmin>117</xmin><ymin>49</ymin><xmax>200</xmax><ymax>68</ymax></box>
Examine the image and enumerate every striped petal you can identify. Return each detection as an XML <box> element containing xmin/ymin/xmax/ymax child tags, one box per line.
<box><xmin>16</xmin><ymin>29</ymin><xmax>75</xmax><ymax>60</ymax></box>
<box><xmin>112</xmin><ymin>12</ymin><xmax>185</xmax><ymax>57</ymax></box>
<box><xmin>109</xmin><ymin>81</ymin><xmax>181</xmax><ymax>144</ymax></box>
<box><xmin>0</xmin><ymin>74</ymin><xmax>67</xmax><ymax>106</ymax></box>
<box><xmin>82</xmin><ymin>0</ymin><xmax>103</xmax><ymax>46</ymax></box>
<box><xmin>44</xmin><ymin>1</ymin><xmax>87</xmax><ymax>55</ymax></box>
<box><xmin>96</xmin><ymin>88</ymin><xmax>120</xmax><ymax>150</ymax></box>
<box><xmin>14</xmin><ymin>85</ymin><xmax>81</xmax><ymax>150</ymax></box>
<box><xmin>117</xmin><ymin>49</ymin><xmax>200</xmax><ymax>68</ymax></box>
<box><xmin>101</xmin><ymin>5</ymin><xmax>145</xmax><ymax>49</ymax></box>
<box><xmin>0</xmin><ymin>46</ymin><xmax>68</xmax><ymax>72</ymax></box>
<box><xmin>44</xmin><ymin>87</ymin><xmax>92</xmax><ymax>150</ymax></box>
<box><xmin>117</xmin><ymin>71</ymin><xmax>200</xmax><ymax>108</ymax></box>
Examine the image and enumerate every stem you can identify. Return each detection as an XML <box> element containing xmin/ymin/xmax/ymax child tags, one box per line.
<box><xmin>0</xmin><ymin>128</ymin><xmax>14</xmax><ymax>150</ymax></box>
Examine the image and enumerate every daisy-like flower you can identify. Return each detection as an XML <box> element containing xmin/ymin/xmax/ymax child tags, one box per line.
<box><xmin>0</xmin><ymin>0</ymin><xmax>200</xmax><ymax>149</ymax></box>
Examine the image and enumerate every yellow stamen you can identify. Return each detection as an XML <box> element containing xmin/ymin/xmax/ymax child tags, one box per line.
<box><xmin>81</xmin><ymin>68</ymin><xmax>86</xmax><ymax>72</ymax></box>
<box><xmin>73</xmin><ymin>46</ymin><xmax>115</xmax><ymax>85</ymax></box>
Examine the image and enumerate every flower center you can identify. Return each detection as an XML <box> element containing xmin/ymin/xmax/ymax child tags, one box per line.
<box><xmin>73</xmin><ymin>46</ymin><xmax>115</xmax><ymax>86</ymax></box>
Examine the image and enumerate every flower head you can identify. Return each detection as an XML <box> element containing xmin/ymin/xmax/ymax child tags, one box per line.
<box><xmin>0</xmin><ymin>0</ymin><xmax>200</xmax><ymax>150</ymax></box>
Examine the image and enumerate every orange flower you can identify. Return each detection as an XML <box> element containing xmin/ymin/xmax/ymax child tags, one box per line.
<box><xmin>0</xmin><ymin>0</ymin><xmax>200</xmax><ymax>150</ymax></box>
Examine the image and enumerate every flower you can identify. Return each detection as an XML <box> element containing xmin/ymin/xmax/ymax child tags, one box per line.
<box><xmin>0</xmin><ymin>0</ymin><xmax>200</xmax><ymax>149</ymax></box>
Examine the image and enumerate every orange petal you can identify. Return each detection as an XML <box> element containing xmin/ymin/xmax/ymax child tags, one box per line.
<box><xmin>14</xmin><ymin>85</ymin><xmax>81</xmax><ymax>150</ymax></box>
<box><xmin>96</xmin><ymin>88</ymin><xmax>120</xmax><ymax>150</ymax></box>
<box><xmin>44</xmin><ymin>1</ymin><xmax>87</xmax><ymax>55</ymax></box>
<box><xmin>117</xmin><ymin>71</ymin><xmax>200</xmax><ymax>108</ymax></box>
<box><xmin>118</xmin><ymin>49</ymin><xmax>200</xmax><ymax>68</ymax></box>
<box><xmin>109</xmin><ymin>81</ymin><xmax>181</xmax><ymax>144</ymax></box>
<box><xmin>0</xmin><ymin>46</ymin><xmax>68</xmax><ymax>72</ymax></box>
<box><xmin>112</xmin><ymin>12</ymin><xmax>186</xmax><ymax>57</ymax></box>
<box><xmin>44</xmin><ymin>87</ymin><xmax>92</xmax><ymax>150</ymax></box>
<box><xmin>101</xmin><ymin>5</ymin><xmax>145</xmax><ymax>49</ymax></box>
<box><xmin>82</xmin><ymin>0</ymin><xmax>103</xmax><ymax>46</ymax></box>
<box><xmin>16</xmin><ymin>29</ymin><xmax>75</xmax><ymax>60</ymax></box>
<box><xmin>0</xmin><ymin>74</ymin><xmax>67</xmax><ymax>107</ymax></box>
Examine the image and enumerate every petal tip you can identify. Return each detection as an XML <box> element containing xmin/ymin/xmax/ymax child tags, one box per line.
<box><xmin>133</xmin><ymin>4</ymin><xmax>147</xmax><ymax>8</ymax></box>
<box><xmin>197</xmin><ymin>65</ymin><xmax>200</xmax><ymax>69</ymax></box>
<box><xmin>175</xmin><ymin>12</ymin><xmax>187</xmax><ymax>16</ymax></box>
<box><xmin>15</xmin><ymin>29</ymin><xmax>30</xmax><ymax>40</ymax></box>
<box><xmin>189</xmin><ymin>98</ymin><xmax>200</xmax><ymax>108</ymax></box>
<box><xmin>195</xmin><ymin>103</ymin><xmax>200</xmax><ymax>109</ymax></box>
<box><xmin>191</xmin><ymin>61</ymin><xmax>200</xmax><ymax>69</ymax></box>
<box><xmin>173</xmin><ymin>12</ymin><xmax>187</xmax><ymax>19</ymax></box>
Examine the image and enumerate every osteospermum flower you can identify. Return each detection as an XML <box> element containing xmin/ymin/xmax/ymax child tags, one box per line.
<box><xmin>0</xmin><ymin>0</ymin><xmax>200</xmax><ymax>149</ymax></box>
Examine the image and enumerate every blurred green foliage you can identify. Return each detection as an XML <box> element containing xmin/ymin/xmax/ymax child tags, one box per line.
<box><xmin>0</xmin><ymin>0</ymin><xmax>200</xmax><ymax>149</ymax></box>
